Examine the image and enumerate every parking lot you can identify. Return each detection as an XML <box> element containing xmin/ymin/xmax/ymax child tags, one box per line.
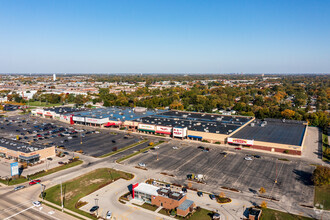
<box><xmin>125</xmin><ymin>140</ymin><xmax>315</xmax><ymax>205</ymax></box>
<box><xmin>0</xmin><ymin>115</ymin><xmax>145</xmax><ymax>157</ymax></box>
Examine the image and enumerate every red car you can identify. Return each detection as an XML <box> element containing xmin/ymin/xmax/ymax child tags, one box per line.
<box><xmin>235</xmin><ymin>147</ymin><xmax>242</xmax><ymax>150</ymax></box>
<box><xmin>29</xmin><ymin>179</ymin><xmax>41</xmax><ymax>185</ymax></box>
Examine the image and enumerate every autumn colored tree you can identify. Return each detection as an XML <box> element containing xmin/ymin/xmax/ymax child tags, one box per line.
<box><xmin>259</xmin><ymin>187</ymin><xmax>266</xmax><ymax>194</ymax></box>
<box><xmin>312</xmin><ymin>166</ymin><xmax>330</xmax><ymax>186</ymax></box>
<box><xmin>219</xmin><ymin>192</ymin><xmax>226</xmax><ymax>198</ymax></box>
<box><xmin>260</xmin><ymin>201</ymin><xmax>267</xmax><ymax>208</ymax></box>
<box><xmin>281</xmin><ymin>109</ymin><xmax>295</xmax><ymax>119</ymax></box>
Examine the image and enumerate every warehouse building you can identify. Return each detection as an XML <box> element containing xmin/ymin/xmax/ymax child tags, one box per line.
<box><xmin>132</xmin><ymin>183</ymin><xmax>195</xmax><ymax>217</ymax></box>
<box><xmin>0</xmin><ymin>138</ymin><xmax>56</xmax><ymax>163</ymax></box>
<box><xmin>229</xmin><ymin>118</ymin><xmax>308</xmax><ymax>155</ymax></box>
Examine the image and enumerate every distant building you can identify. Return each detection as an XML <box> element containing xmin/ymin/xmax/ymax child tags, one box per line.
<box><xmin>53</xmin><ymin>74</ymin><xmax>56</xmax><ymax>81</ymax></box>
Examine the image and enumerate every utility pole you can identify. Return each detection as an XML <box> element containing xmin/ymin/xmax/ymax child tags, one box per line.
<box><xmin>60</xmin><ymin>181</ymin><xmax>64</xmax><ymax>212</ymax></box>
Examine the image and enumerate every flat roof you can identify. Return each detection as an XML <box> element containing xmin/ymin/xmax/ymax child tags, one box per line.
<box><xmin>231</xmin><ymin>118</ymin><xmax>307</xmax><ymax>146</ymax></box>
<box><xmin>71</xmin><ymin>107</ymin><xmax>164</xmax><ymax>121</ymax></box>
<box><xmin>134</xmin><ymin>183</ymin><xmax>159</xmax><ymax>196</ymax></box>
<box><xmin>177</xmin><ymin>199</ymin><xmax>194</xmax><ymax>211</ymax></box>
<box><xmin>43</xmin><ymin>107</ymin><xmax>86</xmax><ymax>114</ymax></box>
<box><xmin>135</xmin><ymin>110</ymin><xmax>253</xmax><ymax>135</ymax></box>
<box><xmin>0</xmin><ymin>138</ymin><xmax>51</xmax><ymax>153</ymax></box>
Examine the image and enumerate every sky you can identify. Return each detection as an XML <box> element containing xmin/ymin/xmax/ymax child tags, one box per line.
<box><xmin>0</xmin><ymin>0</ymin><xmax>329</xmax><ymax>74</ymax></box>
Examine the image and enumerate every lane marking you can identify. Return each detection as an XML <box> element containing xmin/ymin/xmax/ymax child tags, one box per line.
<box><xmin>3</xmin><ymin>205</ymin><xmax>34</xmax><ymax>220</ymax></box>
<box><xmin>0</xmin><ymin>200</ymin><xmax>34</xmax><ymax>214</ymax></box>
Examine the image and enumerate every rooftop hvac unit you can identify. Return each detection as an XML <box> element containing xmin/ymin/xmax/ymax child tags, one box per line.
<box><xmin>250</xmin><ymin>123</ymin><xmax>255</xmax><ymax>127</ymax></box>
<box><xmin>175</xmin><ymin>112</ymin><xmax>178</xmax><ymax>114</ymax></box>
<box><xmin>216</xmin><ymin>118</ymin><xmax>222</xmax><ymax>121</ymax></box>
<box><xmin>261</xmin><ymin>124</ymin><xmax>265</xmax><ymax>127</ymax></box>
<box><xmin>216</xmin><ymin>131</ymin><xmax>220</xmax><ymax>134</ymax></box>
<box><xmin>183</xmin><ymin>115</ymin><xmax>188</xmax><ymax>118</ymax></box>
<box><xmin>130</xmin><ymin>115</ymin><xmax>133</xmax><ymax>118</ymax></box>
<box><xmin>228</xmin><ymin>130</ymin><xmax>232</xmax><ymax>133</ymax></box>
<box><xmin>202</xmin><ymin>114</ymin><xmax>205</xmax><ymax>117</ymax></box>
<box><xmin>224</xmin><ymin>124</ymin><xmax>227</xmax><ymax>127</ymax></box>
<box><xmin>158</xmin><ymin>122</ymin><xmax>161</xmax><ymax>124</ymax></box>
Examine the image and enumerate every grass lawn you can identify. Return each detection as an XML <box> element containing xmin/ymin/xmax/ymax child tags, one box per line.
<box><xmin>0</xmin><ymin>160</ymin><xmax>83</xmax><ymax>186</ymax></box>
<box><xmin>43</xmin><ymin>168</ymin><xmax>133</xmax><ymax>219</ymax></box>
<box><xmin>116</xmin><ymin>140</ymin><xmax>164</xmax><ymax>163</ymax></box>
<box><xmin>99</xmin><ymin>139</ymin><xmax>148</xmax><ymax>158</ymax></box>
<box><xmin>133</xmin><ymin>202</ymin><xmax>158</xmax><ymax>211</ymax></box>
<box><xmin>185</xmin><ymin>208</ymin><xmax>213</xmax><ymax>220</ymax></box>
<box><xmin>29</xmin><ymin>160</ymin><xmax>83</xmax><ymax>179</ymax></box>
<box><xmin>314</xmin><ymin>185</ymin><xmax>330</xmax><ymax>210</ymax></box>
<box><xmin>260</xmin><ymin>208</ymin><xmax>313</xmax><ymax>220</ymax></box>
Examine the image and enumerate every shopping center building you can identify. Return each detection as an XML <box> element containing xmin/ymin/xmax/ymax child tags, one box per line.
<box><xmin>0</xmin><ymin>138</ymin><xmax>55</xmax><ymax>163</ymax></box>
<box><xmin>31</xmin><ymin>106</ymin><xmax>308</xmax><ymax>155</ymax></box>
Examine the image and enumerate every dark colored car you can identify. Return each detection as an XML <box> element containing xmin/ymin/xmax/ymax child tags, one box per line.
<box><xmin>90</xmin><ymin>206</ymin><xmax>99</xmax><ymax>212</ymax></box>
<box><xmin>254</xmin><ymin>155</ymin><xmax>261</xmax><ymax>158</ymax></box>
<box><xmin>63</xmin><ymin>152</ymin><xmax>69</xmax><ymax>155</ymax></box>
<box><xmin>197</xmin><ymin>191</ymin><xmax>203</xmax><ymax>197</ymax></box>
<box><xmin>112</xmin><ymin>140</ymin><xmax>116</xmax><ymax>143</ymax></box>
<box><xmin>182</xmin><ymin>187</ymin><xmax>188</xmax><ymax>193</ymax></box>
<box><xmin>209</xmin><ymin>194</ymin><xmax>216</xmax><ymax>200</ymax></box>
<box><xmin>58</xmin><ymin>161</ymin><xmax>64</xmax><ymax>164</ymax></box>
<box><xmin>197</xmin><ymin>146</ymin><xmax>204</xmax><ymax>150</ymax></box>
<box><xmin>29</xmin><ymin>179</ymin><xmax>41</xmax><ymax>185</ymax></box>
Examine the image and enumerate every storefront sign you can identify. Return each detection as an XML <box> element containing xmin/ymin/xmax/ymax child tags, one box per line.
<box><xmin>72</xmin><ymin>116</ymin><xmax>85</xmax><ymax>122</ymax></box>
<box><xmin>86</xmin><ymin>117</ymin><xmax>108</xmax><ymax>124</ymax></box>
<box><xmin>156</xmin><ymin>126</ymin><xmax>172</xmax><ymax>134</ymax></box>
<box><xmin>138</xmin><ymin>124</ymin><xmax>155</xmax><ymax>131</ymax></box>
<box><xmin>173</xmin><ymin>127</ymin><xmax>187</xmax><ymax>137</ymax></box>
<box><xmin>227</xmin><ymin>138</ymin><xmax>254</xmax><ymax>146</ymax></box>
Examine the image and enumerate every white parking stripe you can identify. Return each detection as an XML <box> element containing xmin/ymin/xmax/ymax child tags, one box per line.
<box><xmin>3</xmin><ymin>205</ymin><xmax>34</xmax><ymax>220</ymax></box>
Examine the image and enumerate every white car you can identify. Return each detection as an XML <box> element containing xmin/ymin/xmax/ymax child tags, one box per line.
<box><xmin>106</xmin><ymin>211</ymin><xmax>112</xmax><ymax>219</ymax></box>
<box><xmin>244</xmin><ymin>157</ymin><xmax>253</xmax><ymax>161</ymax></box>
<box><xmin>138</xmin><ymin>163</ymin><xmax>146</xmax><ymax>167</ymax></box>
<box><xmin>172</xmin><ymin>147</ymin><xmax>178</xmax><ymax>150</ymax></box>
<box><xmin>33</xmin><ymin>201</ymin><xmax>41</xmax><ymax>207</ymax></box>
<box><xmin>154</xmin><ymin>146</ymin><xmax>160</xmax><ymax>149</ymax></box>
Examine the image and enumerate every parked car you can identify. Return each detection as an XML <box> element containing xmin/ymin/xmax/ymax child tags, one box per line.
<box><xmin>172</xmin><ymin>146</ymin><xmax>178</xmax><ymax>150</ymax></box>
<box><xmin>63</xmin><ymin>152</ymin><xmax>69</xmax><ymax>155</ymax></box>
<box><xmin>254</xmin><ymin>155</ymin><xmax>261</xmax><ymax>158</ymax></box>
<box><xmin>90</xmin><ymin>206</ymin><xmax>99</xmax><ymax>212</ymax></box>
<box><xmin>14</xmin><ymin>185</ymin><xmax>25</xmax><ymax>191</ymax></box>
<box><xmin>106</xmin><ymin>211</ymin><xmax>112</xmax><ymax>219</ymax></box>
<box><xmin>58</xmin><ymin>161</ymin><xmax>64</xmax><ymax>164</ymax></box>
<box><xmin>47</xmin><ymin>157</ymin><xmax>53</xmax><ymax>161</ymax></box>
<box><xmin>29</xmin><ymin>179</ymin><xmax>41</xmax><ymax>185</ymax></box>
<box><xmin>209</xmin><ymin>194</ymin><xmax>216</xmax><ymax>200</ymax></box>
<box><xmin>33</xmin><ymin>201</ymin><xmax>41</xmax><ymax>207</ymax></box>
<box><xmin>235</xmin><ymin>147</ymin><xmax>242</xmax><ymax>150</ymax></box>
<box><xmin>138</xmin><ymin>163</ymin><xmax>146</xmax><ymax>167</ymax></box>
<box><xmin>197</xmin><ymin>191</ymin><xmax>203</xmax><ymax>197</ymax></box>
<box><xmin>197</xmin><ymin>146</ymin><xmax>204</xmax><ymax>150</ymax></box>
<box><xmin>244</xmin><ymin>157</ymin><xmax>253</xmax><ymax>161</ymax></box>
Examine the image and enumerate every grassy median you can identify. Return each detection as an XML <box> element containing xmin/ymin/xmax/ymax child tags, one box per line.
<box><xmin>99</xmin><ymin>139</ymin><xmax>148</xmax><ymax>158</ymax></box>
<box><xmin>116</xmin><ymin>140</ymin><xmax>164</xmax><ymax>163</ymax></box>
<box><xmin>0</xmin><ymin>160</ymin><xmax>83</xmax><ymax>186</ymax></box>
<box><xmin>43</xmin><ymin>168</ymin><xmax>133</xmax><ymax>219</ymax></box>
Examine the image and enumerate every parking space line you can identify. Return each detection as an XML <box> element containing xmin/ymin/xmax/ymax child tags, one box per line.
<box><xmin>232</xmin><ymin>161</ymin><xmax>252</xmax><ymax>187</ymax></box>
<box><xmin>3</xmin><ymin>205</ymin><xmax>34</xmax><ymax>220</ymax></box>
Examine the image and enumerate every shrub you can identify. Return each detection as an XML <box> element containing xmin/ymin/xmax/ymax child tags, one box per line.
<box><xmin>260</xmin><ymin>201</ymin><xmax>267</xmax><ymax>208</ymax></box>
<box><xmin>312</xmin><ymin>165</ymin><xmax>330</xmax><ymax>186</ymax></box>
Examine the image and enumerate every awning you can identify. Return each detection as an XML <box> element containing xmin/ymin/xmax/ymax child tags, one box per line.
<box><xmin>138</xmin><ymin>129</ymin><xmax>155</xmax><ymax>133</ymax></box>
<box><xmin>19</xmin><ymin>154</ymin><xmax>40</xmax><ymax>160</ymax></box>
<box><xmin>104</xmin><ymin>122</ymin><xmax>116</xmax><ymax>127</ymax></box>
<box><xmin>156</xmin><ymin>131</ymin><xmax>172</xmax><ymax>135</ymax></box>
<box><xmin>188</xmin><ymin>135</ymin><xmax>203</xmax><ymax>139</ymax></box>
